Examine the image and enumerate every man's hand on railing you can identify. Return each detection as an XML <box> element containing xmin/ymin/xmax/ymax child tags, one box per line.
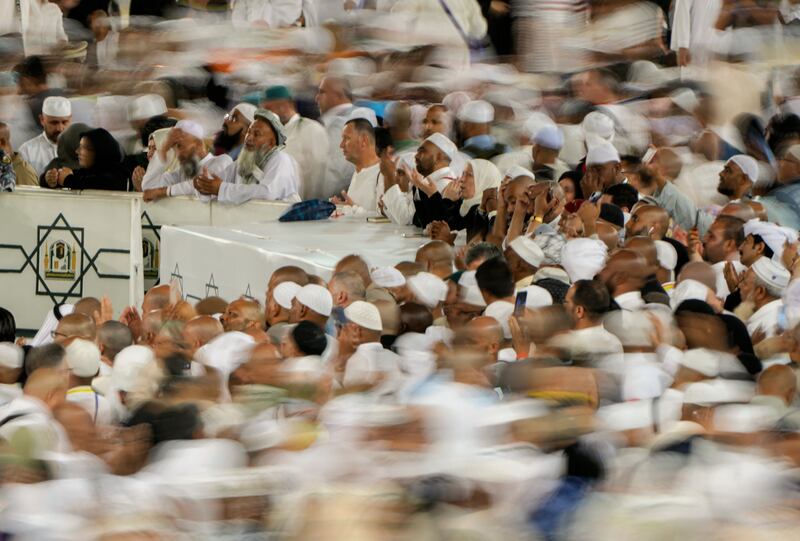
<box><xmin>143</xmin><ymin>187</ymin><xmax>168</xmax><ymax>202</ymax></box>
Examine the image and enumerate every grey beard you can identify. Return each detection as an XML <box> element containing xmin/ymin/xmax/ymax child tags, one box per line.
<box><xmin>237</xmin><ymin>146</ymin><xmax>270</xmax><ymax>183</ymax></box>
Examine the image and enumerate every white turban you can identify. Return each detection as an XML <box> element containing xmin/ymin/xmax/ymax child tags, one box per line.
<box><xmin>727</xmin><ymin>155</ymin><xmax>759</xmax><ymax>183</ymax></box>
<box><xmin>561</xmin><ymin>238</ymin><xmax>608</xmax><ymax>282</ymax></box>
<box><xmin>743</xmin><ymin>219</ymin><xmax>798</xmax><ymax>263</ymax></box>
<box><xmin>196</xmin><ymin>331</ymin><xmax>255</xmax><ymax>378</ymax></box>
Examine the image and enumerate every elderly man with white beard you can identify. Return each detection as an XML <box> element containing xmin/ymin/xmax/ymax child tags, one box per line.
<box><xmin>193</xmin><ymin>109</ymin><xmax>301</xmax><ymax>205</ymax></box>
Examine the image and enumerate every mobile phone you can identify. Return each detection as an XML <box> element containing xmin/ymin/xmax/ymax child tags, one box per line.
<box><xmin>514</xmin><ymin>291</ymin><xmax>528</xmax><ymax>317</ymax></box>
<box><xmin>642</xmin><ymin>147</ymin><xmax>657</xmax><ymax>164</ymax></box>
<box><xmin>695</xmin><ymin>209</ymin><xmax>701</xmax><ymax>228</ymax></box>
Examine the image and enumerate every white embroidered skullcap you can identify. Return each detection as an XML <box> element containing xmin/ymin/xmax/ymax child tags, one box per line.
<box><xmin>370</xmin><ymin>266</ymin><xmax>406</xmax><ymax>288</ymax></box>
<box><xmin>295</xmin><ymin>284</ymin><xmax>333</xmax><ymax>317</ymax></box>
<box><xmin>273</xmin><ymin>281</ymin><xmax>301</xmax><ymax>311</ymax></box>
<box><xmin>42</xmin><ymin>96</ymin><xmax>71</xmax><ymax>117</ymax></box>
<box><xmin>65</xmin><ymin>338</ymin><xmax>101</xmax><ymax>378</ymax></box>
<box><xmin>127</xmin><ymin>94</ymin><xmax>167</xmax><ymax>121</ymax></box>
<box><xmin>586</xmin><ymin>140</ymin><xmax>620</xmax><ymax>165</ymax></box>
<box><xmin>519</xmin><ymin>285</ymin><xmax>552</xmax><ymax>309</ymax></box>
<box><xmin>457</xmin><ymin>100</ymin><xmax>494</xmax><ymax>123</ymax></box>
<box><xmin>751</xmin><ymin>257</ymin><xmax>790</xmax><ymax>293</ymax></box>
<box><xmin>654</xmin><ymin>240</ymin><xmax>678</xmax><ymax>270</ymax></box>
<box><xmin>174</xmin><ymin>119</ymin><xmax>204</xmax><ymax>141</ymax></box>
<box><xmin>726</xmin><ymin>154</ymin><xmax>759</xmax><ymax>183</ymax></box>
<box><xmin>510</xmin><ymin>236</ymin><xmax>545</xmax><ymax>269</ymax></box>
<box><xmin>344</xmin><ymin>301</ymin><xmax>383</xmax><ymax>332</ymax></box>
<box><xmin>232</xmin><ymin>103</ymin><xmax>257</xmax><ymax>124</ymax></box>
<box><xmin>505</xmin><ymin>165</ymin><xmax>535</xmax><ymax>181</ymax></box>
<box><xmin>424</xmin><ymin>133</ymin><xmax>457</xmax><ymax>162</ymax></box>
<box><xmin>407</xmin><ymin>272</ymin><xmax>448</xmax><ymax>309</ymax></box>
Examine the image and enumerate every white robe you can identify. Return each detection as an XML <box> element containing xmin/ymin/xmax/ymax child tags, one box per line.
<box><xmin>319</xmin><ymin>103</ymin><xmax>355</xmax><ymax>200</ymax></box>
<box><xmin>283</xmin><ymin>113</ymin><xmax>329</xmax><ymax>200</ymax></box>
<box><xmin>66</xmin><ymin>385</ymin><xmax>113</xmax><ymax>426</ymax></box>
<box><xmin>18</xmin><ymin>132</ymin><xmax>57</xmax><ymax>176</ymax></box>
<box><xmin>342</xmin><ymin>161</ymin><xmax>384</xmax><ymax>215</ymax></box>
<box><xmin>217</xmin><ymin>150</ymin><xmax>301</xmax><ymax>204</ymax></box>
<box><xmin>142</xmin><ymin>152</ymin><xmax>232</xmax><ymax>202</ymax></box>
<box><xmin>670</xmin><ymin>0</ymin><xmax>723</xmax><ymax>68</ymax></box>
<box><xmin>746</xmin><ymin>299</ymin><xmax>784</xmax><ymax>339</ymax></box>
<box><xmin>712</xmin><ymin>260</ymin><xmax>747</xmax><ymax>299</ymax></box>
<box><xmin>343</xmin><ymin>342</ymin><xmax>403</xmax><ymax>395</ymax></box>
<box><xmin>18</xmin><ymin>0</ymin><xmax>68</xmax><ymax>56</ymax></box>
<box><xmin>382</xmin><ymin>166</ymin><xmax>455</xmax><ymax>226</ymax></box>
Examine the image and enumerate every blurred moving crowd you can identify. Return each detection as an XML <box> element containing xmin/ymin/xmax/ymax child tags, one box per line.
<box><xmin>3</xmin><ymin>0</ymin><xmax>800</xmax><ymax>540</ymax></box>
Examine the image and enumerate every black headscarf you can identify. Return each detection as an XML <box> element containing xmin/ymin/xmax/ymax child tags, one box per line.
<box><xmin>60</xmin><ymin>128</ymin><xmax>128</xmax><ymax>191</ymax></box>
<box><xmin>38</xmin><ymin>123</ymin><xmax>92</xmax><ymax>187</ymax></box>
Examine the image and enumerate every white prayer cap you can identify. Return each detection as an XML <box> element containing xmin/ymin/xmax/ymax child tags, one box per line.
<box><xmin>344</xmin><ymin>301</ymin><xmax>383</xmax><ymax>332</ymax></box>
<box><xmin>561</xmin><ymin>238</ymin><xmax>607</xmax><ymax>282</ymax></box>
<box><xmin>533</xmin><ymin>266</ymin><xmax>571</xmax><ymax>285</ymax></box>
<box><xmin>484</xmin><ymin>300</ymin><xmax>515</xmax><ymax>339</ymax></box>
<box><xmin>523</xmin><ymin>111</ymin><xmax>555</xmax><ymax>141</ymax></box>
<box><xmin>581</xmin><ymin>111</ymin><xmax>614</xmax><ymax>141</ymax></box>
<box><xmin>520</xmin><ymin>285</ymin><xmax>553</xmax><ymax>309</ymax></box>
<box><xmin>0</xmin><ymin>343</ymin><xmax>23</xmax><ymax>369</ymax></box>
<box><xmin>743</xmin><ymin>219</ymin><xmax>798</xmax><ymax>263</ymax></box>
<box><xmin>682</xmin><ymin>379</ymin><xmax>754</xmax><ymax>406</ymax></box>
<box><xmin>371</xmin><ymin>266</ymin><xmax>406</xmax><ymax>288</ymax></box>
<box><xmin>505</xmin><ymin>165</ymin><xmax>535</xmax><ymax>181</ymax></box>
<box><xmin>457</xmin><ymin>100</ymin><xmax>494</xmax><ymax>124</ymax></box>
<box><xmin>42</xmin><ymin>96</ymin><xmax>71</xmax><ymax>117</ymax></box>
<box><xmin>273</xmin><ymin>281</ymin><xmax>301</xmax><ymax>311</ymax></box>
<box><xmin>670</xmin><ymin>279</ymin><xmax>711</xmax><ymax>310</ymax></box>
<box><xmin>441</xmin><ymin>91</ymin><xmax>472</xmax><ymax>116</ymax></box>
<box><xmin>65</xmin><ymin>338</ymin><xmax>101</xmax><ymax>378</ymax></box>
<box><xmin>196</xmin><ymin>331</ymin><xmax>255</xmax><ymax>376</ymax></box>
<box><xmin>510</xmin><ymin>236</ymin><xmax>545</xmax><ymax>268</ymax></box>
<box><xmin>296</xmin><ymin>284</ymin><xmax>333</xmax><ymax>317</ymax></box>
<box><xmin>598</xmin><ymin>400</ymin><xmax>654</xmax><ymax>432</ymax></box>
<box><xmin>112</xmin><ymin>345</ymin><xmax>156</xmax><ymax>393</ymax></box>
<box><xmin>679</xmin><ymin>348</ymin><xmax>719</xmax><ymax>377</ymax></box>
<box><xmin>346</xmin><ymin>107</ymin><xmax>378</xmax><ymax>128</ymax></box>
<box><xmin>407</xmin><ymin>272</ymin><xmax>448</xmax><ymax>309</ymax></box>
<box><xmin>424</xmin><ymin>132</ymin><xmax>457</xmax><ymax>162</ymax></box>
<box><xmin>654</xmin><ymin>240</ymin><xmax>678</xmax><ymax>271</ymax></box>
<box><xmin>458</xmin><ymin>270</ymin><xmax>478</xmax><ymax>287</ymax></box>
<box><xmin>127</xmin><ymin>94</ymin><xmax>167</xmax><ymax>121</ymax></box>
<box><xmin>232</xmin><ymin>103</ymin><xmax>256</xmax><ymax>124</ymax></box>
<box><xmin>534</xmin><ymin>125</ymin><xmax>564</xmax><ymax>150</ymax></box>
<box><xmin>174</xmin><ymin>119</ymin><xmax>204</xmax><ymax>141</ymax></box>
<box><xmin>670</xmin><ymin>88</ymin><xmax>700</xmax><ymax>113</ymax></box>
<box><xmin>712</xmin><ymin>404</ymin><xmax>777</xmax><ymax>433</ymax></box>
<box><xmin>751</xmin><ymin>257</ymin><xmax>791</xmax><ymax>293</ymax></box>
<box><xmin>586</xmin><ymin>140</ymin><xmax>620</xmax><ymax>165</ymax></box>
<box><xmin>726</xmin><ymin>154</ymin><xmax>759</xmax><ymax>183</ymax></box>
<box><xmin>604</xmin><ymin>310</ymin><xmax>654</xmax><ymax>348</ymax></box>
<box><xmin>460</xmin><ymin>284</ymin><xmax>487</xmax><ymax>307</ymax></box>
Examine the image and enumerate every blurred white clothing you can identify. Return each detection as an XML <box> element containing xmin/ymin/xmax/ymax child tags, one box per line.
<box><xmin>319</xmin><ymin>103</ymin><xmax>356</xmax><ymax>200</ymax></box>
<box><xmin>283</xmin><ymin>114</ymin><xmax>329</xmax><ymax>200</ymax></box>
<box><xmin>218</xmin><ymin>150</ymin><xmax>301</xmax><ymax>204</ymax></box>
<box><xmin>18</xmin><ymin>132</ymin><xmax>57</xmax><ymax>176</ymax></box>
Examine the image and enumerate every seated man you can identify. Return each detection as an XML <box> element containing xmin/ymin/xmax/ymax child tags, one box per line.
<box><xmin>196</xmin><ymin>109</ymin><xmax>301</xmax><ymax>205</ymax></box>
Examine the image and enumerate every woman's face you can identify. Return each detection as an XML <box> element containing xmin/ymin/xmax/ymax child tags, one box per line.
<box><xmin>559</xmin><ymin>178</ymin><xmax>576</xmax><ymax>203</ymax></box>
<box><xmin>461</xmin><ymin>164</ymin><xmax>476</xmax><ymax>199</ymax></box>
<box><xmin>78</xmin><ymin>137</ymin><xmax>95</xmax><ymax>169</ymax></box>
<box><xmin>147</xmin><ymin>136</ymin><xmax>157</xmax><ymax>161</ymax></box>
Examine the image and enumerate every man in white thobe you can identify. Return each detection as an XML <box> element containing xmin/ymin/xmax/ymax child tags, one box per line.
<box><xmin>18</xmin><ymin>96</ymin><xmax>71</xmax><ymax>176</ymax></box>
<box><xmin>331</xmin><ymin>117</ymin><xmax>384</xmax><ymax>215</ymax></box>
<box><xmin>671</xmin><ymin>0</ymin><xmax>723</xmax><ymax>70</ymax></box>
<box><xmin>316</xmin><ymin>76</ymin><xmax>355</xmax><ymax>200</ymax></box>
<box><xmin>261</xmin><ymin>85</ymin><xmax>329</xmax><ymax>201</ymax></box>
<box><xmin>741</xmin><ymin>258</ymin><xmax>791</xmax><ymax>340</ymax></box>
<box><xmin>196</xmin><ymin>109</ymin><xmax>301</xmax><ymax>205</ymax></box>
<box><xmin>141</xmin><ymin>120</ymin><xmax>232</xmax><ymax>203</ymax></box>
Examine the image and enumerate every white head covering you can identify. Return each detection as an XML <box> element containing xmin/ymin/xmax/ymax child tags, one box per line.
<box><xmin>175</xmin><ymin>119</ymin><xmax>204</xmax><ymax>141</ymax></box>
<box><xmin>196</xmin><ymin>331</ymin><xmax>255</xmax><ymax>377</ymax></box>
<box><xmin>751</xmin><ymin>257</ymin><xmax>791</xmax><ymax>293</ymax></box>
<box><xmin>407</xmin><ymin>272</ymin><xmax>448</xmax><ymax>309</ymax></box>
<box><xmin>150</xmin><ymin>127</ymin><xmax>179</xmax><ymax>172</ymax></box>
<box><xmin>458</xmin><ymin>271</ymin><xmax>486</xmax><ymax>307</ymax></box>
<box><xmin>424</xmin><ymin>133</ymin><xmax>458</xmax><ymax>163</ymax></box>
<box><xmin>604</xmin><ymin>310</ymin><xmax>654</xmax><ymax>348</ymax></box>
<box><xmin>671</xmin><ymin>279</ymin><xmax>712</xmax><ymax>310</ymax></box>
<box><xmin>510</xmin><ymin>236</ymin><xmax>545</xmax><ymax>269</ymax></box>
<box><xmin>112</xmin><ymin>345</ymin><xmax>157</xmax><ymax>393</ymax></box>
<box><xmin>346</xmin><ymin>107</ymin><xmax>378</xmax><ymax>128</ymax></box>
<box><xmin>533</xmin><ymin>266</ymin><xmax>571</xmax><ymax>285</ymax></box>
<box><xmin>586</xmin><ymin>141</ymin><xmax>620</xmax><ymax>165</ymax></box>
<box><xmin>42</xmin><ymin>97</ymin><xmax>71</xmax><ymax>117</ymax></box>
<box><xmin>65</xmin><ymin>338</ymin><xmax>101</xmax><ymax>378</ymax></box>
<box><xmin>441</xmin><ymin>91</ymin><xmax>472</xmax><ymax>117</ymax></box>
<box><xmin>783</xmin><ymin>278</ymin><xmax>800</xmax><ymax>329</ymax></box>
<box><xmin>523</xmin><ymin>111</ymin><xmax>556</xmax><ymax>142</ymax></box>
<box><xmin>127</xmin><ymin>94</ymin><xmax>167</xmax><ymax>122</ymax></box>
<box><xmin>0</xmin><ymin>343</ymin><xmax>23</xmax><ymax>369</ymax></box>
<box><xmin>727</xmin><ymin>155</ymin><xmax>759</xmax><ymax>183</ymax></box>
<box><xmin>505</xmin><ymin>165</ymin><xmax>535</xmax><ymax>181</ymax></box>
<box><xmin>273</xmin><ymin>281</ymin><xmax>302</xmax><ymax>311</ymax></box>
<box><xmin>484</xmin><ymin>300</ymin><xmax>514</xmax><ymax>339</ymax></box>
<box><xmin>31</xmin><ymin>304</ymin><xmax>74</xmax><ymax>347</ymax></box>
<box><xmin>457</xmin><ymin>100</ymin><xmax>494</xmax><ymax>123</ymax></box>
<box><xmin>561</xmin><ymin>238</ymin><xmax>608</xmax><ymax>282</ymax></box>
<box><xmin>519</xmin><ymin>285</ymin><xmax>552</xmax><ymax>309</ymax></box>
<box><xmin>461</xmin><ymin>159</ymin><xmax>501</xmax><ymax>216</ymax></box>
<box><xmin>654</xmin><ymin>240</ymin><xmax>678</xmax><ymax>271</ymax></box>
<box><xmin>344</xmin><ymin>301</ymin><xmax>383</xmax><ymax>332</ymax></box>
<box><xmin>743</xmin><ymin>219</ymin><xmax>798</xmax><ymax>263</ymax></box>
<box><xmin>370</xmin><ymin>267</ymin><xmax>406</xmax><ymax>288</ymax></box>
<box><xmin>581</xmin><ymin>111</ymin><xmax>615</xmax><ymax>143</ymax></box>
<box><xmin>534</xmin><ymin>125</ymin><xmax>564</xmax><ymax>150</ymax></box>
<box><xmin>296</xmin><ymin>284</ymin><xmax>333</xmax><ymax>317</ymax></box>
<box><xmin>231</xmin><ymin>103</ymin><xmax>257</xmax><ymax>124</ymax></box>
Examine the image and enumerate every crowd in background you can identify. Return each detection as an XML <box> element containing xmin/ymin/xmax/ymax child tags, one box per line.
<box><xmin>2</xmin><ymin>0</ymin><xmax>800</xmax><ymax>539</ymax></box>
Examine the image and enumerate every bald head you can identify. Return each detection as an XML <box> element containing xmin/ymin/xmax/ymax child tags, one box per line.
<box><xmin>465</xmin><ymin>316</ymin><xmax>503</xmax><ymax>359</ymax></box>
<box><xmin>221</xmin><ymin>299</ymin><xmax>262</xmax><ymax>333</ymax></box>
<box><xmin>316</xmin><ymin>76</ymin><xmax>352</xmax><ymax>114</ymax></box>
<box><xmin>230</xmin><ymin>341</ymin><xmax>283</xmax><ymax>387</ymax></box>
<box><xmin>653</xmin><ymin>147</ymin><xmax>682</xmax><ymax>180</ymax></box>
<box><xmin>372</xmin><ymin>299</ymin><xmax>400</xmax><ymax>336</ymax></box>
<box><xmin>719</xmin><ymin>202</ymin><xmax>757</xmax><ymax>222</ymax></box>
<box><xmin>625</xmin><ymin>205</ymin><xmax>670</xmax><ymax>240</ymax></box>
<box><xmin>98</xmin><ymin>321</ymin><xmax>133</xmax><ymax>362</ymax></box>
<box><xmin>598</xmin><ymin>249</ymin><xmax>647</xmax><ymax>295</ymax></box>
<box><xmin>142</xmin><ymin>284</ymin><xmax>171</xmax><ymax>314</ymax></box>
<box><xmin>195</xmin><ymin>296</ymin><xmax>228</xmax><ymax>316</ymax></box>
<box><xmin>24</xmin><ymin>367</ymin><xmax>68</xmax><ymax>410</ymax></box>
<box><xmin>183</xmin><ymin>316</ymin><xmax>224</xmax><ymax>356</ymax></box>
<box><xmin>415</xmin><ymin>241</ymin><xmax>455</xmax><ymax>279</ymax></box>
<box><xmin>758</xmin><ymin>364</ymin><xmax>797</xmax><ymax>406</ymax></box>
<box><xmin>677</xmin><ymin>261</ymin><xmax>717</xmax><ymax>291</ymax></box>
<box><xmin>329</xmin><ymin>270</ymin><xmax>366</xmax><ymax>308</ymax></box>
<box><xmin>268</xmin><ymin>265</ymin><xmax>310</xmax><ymax>292</ymax></box>
<box><xmin>55</xmin><ymin>313</ymin><xmax>96</xmax><ymax>344</ymax></box>
<box><xmin>395</xmin><ymin>261</ymin><xmax>424</xmax><ymax>278</ymax></box>
<box><xmin>141</xmin><ymin>309</ymin><xmax>164</xmax><ymax>345</ymax></box>
<box><xmin>625</xmin><ymin>236</ymin><xmax>659</xmax><ymax>274</ymax></box>
<box><xmin>334</xmin><ymin>255</ymin><xmax>371</xmax><ymax>288</ymax></box>
<box><xmin>384</xmin><ymin>101</ymin><xmax>412</xmax><ymax>138</ymax></box>
<box><xmin>73</xmin><ymin>297</ymin><xmax>101</xmax><ymax>319</ymax></box>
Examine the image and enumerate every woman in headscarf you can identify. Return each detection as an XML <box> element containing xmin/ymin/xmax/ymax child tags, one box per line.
<box><xmin>39</xmin><ymin>122</ymin><xmax>91</xmax><ymax>188</ymax></box>
<box><xmin>433</xmin><ymin>158</ymin><xmax>502</xmax><ymax>241</ymax></box>
<box><xmin>45</xmin><ymin>128</ymin><xmax>128</xmax><ymax>191</ymax></box>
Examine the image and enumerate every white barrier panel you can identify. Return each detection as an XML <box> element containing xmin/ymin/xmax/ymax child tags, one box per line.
<box><xmin>160</xmin><ymin>219</ymin><xmax>425</xmax><ymax>304</ymax></box>
<box><xmin>0</xmin><ymin>188</ymin><xmax>143</xmax><ymax>332</ymax></box>
<box><xmin>209</xmin><ymin>200</ymin><xmax>291</xmax><ymax>227</ymax></box>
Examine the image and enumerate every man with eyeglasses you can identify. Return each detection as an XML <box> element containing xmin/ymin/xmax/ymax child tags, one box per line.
<box><xmin>213</xmin><ymin>103</ymin><xmax>257</xmax><ymax>161</ymax></box>
<box><xmin>52</xmin><ymin>313</ymin><xmax>96</xmax><ymax>345</ymax></box>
